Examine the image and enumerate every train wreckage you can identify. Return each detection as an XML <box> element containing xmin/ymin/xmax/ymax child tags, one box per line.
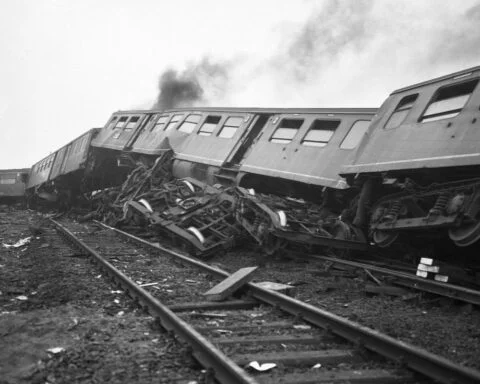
<box><xmin>7</xmin><ymin>66</ymin><xmax>479</xmax><ymax>268</ymax></box>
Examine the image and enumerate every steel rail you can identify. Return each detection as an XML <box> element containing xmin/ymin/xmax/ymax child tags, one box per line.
<box><xmin>51</xmin><ymin>219</ymin><xmax>258</xmax><ymax>384</ymax></box>
<box><xmin>95</xmin><ymin>221</ymin><xmax>480</xmax><ymax>384</ymax></box>
<box><xmin>311</xmin><ymin>255</ymin><xmax>480</xmax><ymax>306</ymax></box>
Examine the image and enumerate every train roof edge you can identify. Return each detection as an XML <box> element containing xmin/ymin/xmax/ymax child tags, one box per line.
<box><xmin>392</xmin><ymin>65</ymin><xmax>480</xmax><ymax>95</ymax></box>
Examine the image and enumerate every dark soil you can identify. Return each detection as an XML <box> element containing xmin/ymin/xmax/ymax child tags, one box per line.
<box><xmin>0</xmin><ymin>207</ymin><xmax>201</xmax><ymax>384</ymax></box>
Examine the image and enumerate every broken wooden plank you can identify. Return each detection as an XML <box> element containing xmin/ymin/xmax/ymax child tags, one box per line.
<box><xmin>203</xmin><ymin>266</ymin><xmax>257</xmax><ymax>301</ymax></box>
<box><xmin>169</xmin><ymin>299</ymin><xmax>258</xmax><ymax>312</ymax></box>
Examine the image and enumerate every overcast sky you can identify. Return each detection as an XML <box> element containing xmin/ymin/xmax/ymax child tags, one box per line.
<box><xmin>1</xmin><ymin>0</ymin><xmax>479</xmax><ymax>168</ymax></box>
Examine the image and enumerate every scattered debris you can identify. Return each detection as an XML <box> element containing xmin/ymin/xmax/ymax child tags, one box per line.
<box><xmin>2</xmin><ymin>236</ymin><xmax>32</xmax><ymax>248</ymax></box>
<box><xmin>46</xmin><ymin>347</ymin><xmax>65</xmax><ymax>354</ymax></box>
<box><xmin>255</xmin><ymin>281</ymin><xmax>295</xmax><ymax>295</ymax></box>
<box><xmin>203</xmin><ymin>266</ymin><xmax>257</xmax><ymax>301</ymax></box>
<box><xmin>363</xmin><ymin>268</ymin><xmax>382</xmax><ymax>285</ymax></box>
<box><xmin>293</xmin><ymin>324</ymin><xmax>311</xmax><ymax>330</ymax></box>
<box><xmin>213</xmin><ymin>329</ymin><xmax>232</xmax><ymax>334</ymax></box>
<box><xmin>248</xmin><ymin>361</ymin><xmax>276</xmax><ymax>372</ymax></box>
<box><xmin>139</xmin><ymin>282</ymin><xmax>159</xmax><ymax>287</ymax></box>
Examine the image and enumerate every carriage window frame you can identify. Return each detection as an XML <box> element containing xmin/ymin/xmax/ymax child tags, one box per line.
<box><xmin>198</xmin><ymin>115</ymin><xmax>221</xmax><ymax>136</ymax></box>
<box><xmin>107</xmin><ymin>116</ymin><xmax>118</xmax><ymax>130</ymax></box>
<box><xmin>384</xmin><ymin>94</ymin><xmax>418</xmax><ymax>130</ymax></box>
<box><xmin>218</xmin><ymin>116</ymin><xmax>244</xmax><ymax>139</ymax></box>
<box><xmin>178</xmin><ymin>114</ymin><xmax>202</xmax><ymax>134</ymax></box>
<box><xmin>270</xmin><ymin>118</ymin><xmax>303</xmax><ymax>144</ymax></box>
<box><xmin>340</xmin><ymin>120</ymin><xmax>370</xmax><ymax>149</ymax></box>
<box><xmin>114</xmin><ymin>116</ymin><xmax>128</xmax><ymax>130</ymax></box>
<box><xmin>151</xmin><ymin>114</ymin><xmax>169</xmax><ymax>132</ymax></box>
<box><xmin>0</xmin><ymin>174</ymin><xmax>16</xmax><ymax>185</ymax></box>
<box><xmin>300</xmin><ymin>119</ymin><xmax>339</xmax><ymax>147</ymax></box>
<box><xmin>419</xmin><ymin>79</ymin><xmax>479</xmax><ymax>123</ymax></box>
<box><xmin>164</xmin><ymin>114</ymin><xmax>184</xmax><ymax>131</ymax></box>
<box><xmin>124</xmin><ymin>116</ymin><xmax>140</xmax><ymax>131</ymax></box>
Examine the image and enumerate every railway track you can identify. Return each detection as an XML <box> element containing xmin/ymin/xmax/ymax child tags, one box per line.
<box><xmin>308</xmin><ymin>255</ymin><xmax>480</xmax><ymax>307</ymax></box>
<box><xmin>49</xmin><ymin>217</ymin><xmax>480</xmax><ymax>384</ymax></box>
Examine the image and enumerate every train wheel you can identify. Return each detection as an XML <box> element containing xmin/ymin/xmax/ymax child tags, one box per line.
<box><xmin>448</xmin><ymin>220</ymin><xmax>480</xmax><ymax>247</ymax></box>
<box><xmin>372</xmin><ymin>230</ymin><xmax>399</xmax><ymax>247</ymax></box>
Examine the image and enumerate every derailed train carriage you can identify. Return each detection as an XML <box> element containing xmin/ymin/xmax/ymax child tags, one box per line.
<box><xmin>26</xmin><ymin>128</ymin><xmax>100</xmax><ymax>207</ymax></box>
<box><xmin>20</xmin><ymin>65</ymin><xmax>480</xmax><ymax>264</ymax></box>
<box><xmin>97</xmin><ymin>107</ymin><xmax>377</xmax><ymax>254</ymax></box>
<box><xmin>342</xmin><ymin>66</ymin><xmax>480</xmax><ymax>254</ymax></box>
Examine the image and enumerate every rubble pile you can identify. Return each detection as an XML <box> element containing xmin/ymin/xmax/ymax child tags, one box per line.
<box><xmin>82</xmin><ymin>154</ymin><xmax>366</xmax><ymax>258</ymax></box>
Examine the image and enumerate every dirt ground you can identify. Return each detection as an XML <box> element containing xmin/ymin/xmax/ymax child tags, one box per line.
<box><xmin>2</xmin><ymin>206</ymin><xmax>480</xmax><ymax>384</ymax></box>
<box><xmin>0</xmin><ymin>207</ymin><xmax>201</xmax><ymax>384</ymax></box>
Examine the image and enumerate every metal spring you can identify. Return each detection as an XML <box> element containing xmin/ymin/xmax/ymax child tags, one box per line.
<box><xmin>384</xmin><ymin>200</ymin><xmax>402</xmax><ymax>221</ymax></box>
<box><xmin>429</xmin><ymin>193</ymin><xmax>450</xmax><ymax>216</ymax></box>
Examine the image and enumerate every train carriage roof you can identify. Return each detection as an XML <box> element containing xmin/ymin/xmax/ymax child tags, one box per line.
<box><xmin>112</xmin><ymin>107</ymin><xmax>378</xmax><ymax>115</ymax></box>
<box><xmin>391</xmin><ymin>65</ymin><xmax>480</xmax><ymax>95</ymax></box>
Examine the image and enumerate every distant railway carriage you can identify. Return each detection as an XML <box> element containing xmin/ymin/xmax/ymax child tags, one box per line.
<box><xmin>27</xmin><ymin>152</ymin><xmax>57</xmax><ymax>191</ymax></box>
<box><xmin>26</xmin><ymin>128</ymin><xmax>100</xmax><ymax>204</ymax></box>
<box><xmin>0</xmin><ymin>169</ymin><xmax>29</xmax><ymax>201</ymax></box>
<box><xmin>343</xmin><ymin>66</ymin><xmax>480</xmax><ymax>248</ymax></box>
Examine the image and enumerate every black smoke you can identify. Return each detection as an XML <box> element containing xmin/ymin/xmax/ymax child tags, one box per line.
<box><xmin>152</xmin><ymin>57</ymin><xmax>230</xmax><ymax>110</ymax></box>
<box><xmin>152</xmin><ymin>69</ymin><xmax>204</xmax><ymax>110</ymax></box>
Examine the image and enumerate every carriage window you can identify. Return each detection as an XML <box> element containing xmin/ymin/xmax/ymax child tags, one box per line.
<box><xmin>270</xmin><ymin>119</ymin><xmax>303</xmax><ymax>144</ymax></box>
<box><xmin>165</xmin><ymin>114</ymin><xmax>183</xmax><ymax>131</ymax></box>
<box><xmin>340</xmin><ymin>120</ymin><xmax>370</xmax><ymax>149</ymax></box>
<box><xmin>198</xmin><ymin>116</ymin><xmax>221</xmax><ymax>136</ymax></box>
<box><xmin>115</xmin><ymin>116</ymin><xmax>128</xmax><ymax>129</ymax></box>
<box><xmin>107</xmin><ymin>117</ymin><xmax>118</xmax><ymax>130</ymax></box>
<box><xmin>152</xmin><ymin>115</ymin><xmax>169</xmax><ymax>132</ymax></box>
<box><xmin>341</xmin><ymin>120</ymin><xmax>370</xmax><ymax>149</ymax></box>
<box><xmin>301</xmin><ymin>120</ymin><xmax>339</xmax><ymax>147</ymax></box>
<box><xmin>178</xmin><ymin>114</ymin><xmax>201</xmax><ymax>134</ymax></box>
<box><xmin>420</xmin><ymin>79</ymin><xmax>479</xmax><ymax>123</ymax></box>
<box><xmin>124</xmin><ymin>116</ymin><xmax>140</xmax><ymax>131</ymax></box>
<box><xmin>0</xmin><ymin>174</ymin><xmax>16</xmax><ymax>184</ymax></box>
<box><xmin>218</xmin><ymin>116</ymin><xmax>244</xmax><ymax>139</ymax></box>
<box><xmin>384</xmin><ymin>94</ymin><xmax>418</xmax><ymax>129</ymax></box>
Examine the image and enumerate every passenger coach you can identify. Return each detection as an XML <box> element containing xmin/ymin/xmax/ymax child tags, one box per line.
<box><xmin>343</xmin><ymin>66</ymin><xmax>480</xmax><ymax>248</ymax></box>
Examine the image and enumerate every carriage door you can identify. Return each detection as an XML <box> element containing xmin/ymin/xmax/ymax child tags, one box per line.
<box><xmin>125</xmin><ymin>114</ymin><xmax>153</xmax><ymax>150</ymax></box>
<box><xmin>226</xmin><ymin>114</ymin><xmax>270</xmax><ymax>166</ymax></box>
